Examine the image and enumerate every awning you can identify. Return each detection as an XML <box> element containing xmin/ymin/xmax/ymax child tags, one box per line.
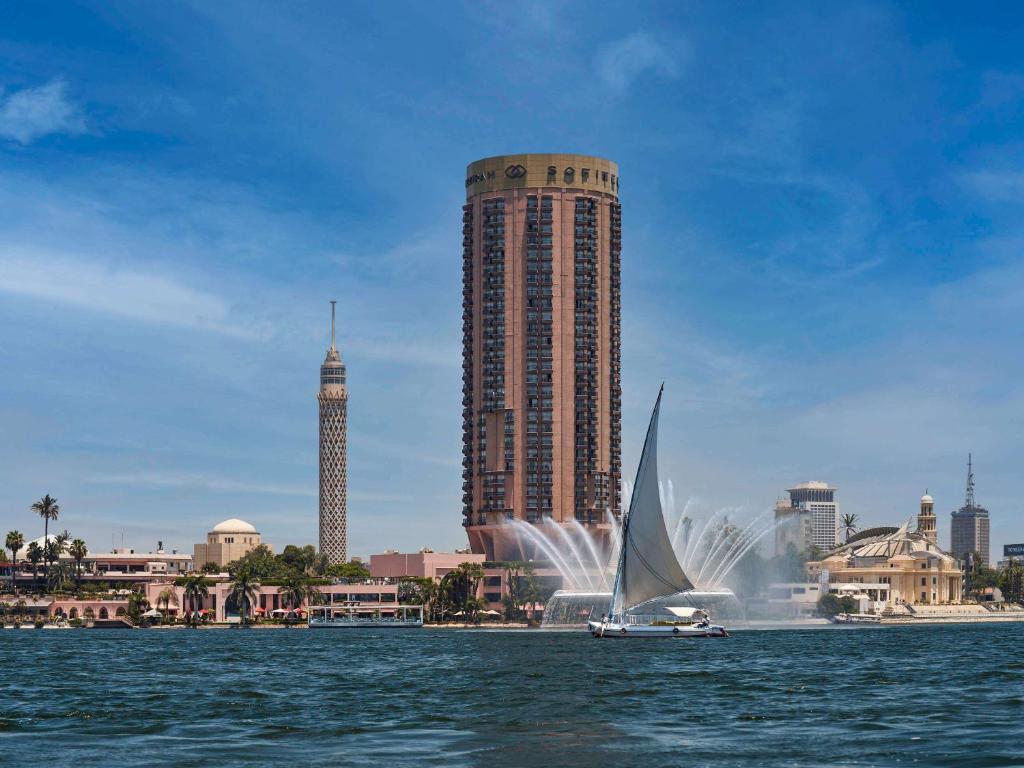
<box><xmin>665</xmin><ymin>606</ymin><xmax>707</xmax><ymax>619</ymax></box>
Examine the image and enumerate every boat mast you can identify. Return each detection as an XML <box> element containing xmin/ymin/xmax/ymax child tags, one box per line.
<box><xmin>609</xmin><ymin>384</ymin><xmax>664</xmax><ymax>621</ymax></box>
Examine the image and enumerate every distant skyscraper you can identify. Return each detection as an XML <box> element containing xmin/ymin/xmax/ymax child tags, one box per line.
<box><xmin>776</xmin><ymin>481</ymin><xmax>839</xmax><ymax>554</ymax></box>
<box><xmin>461</xmin><ymin>154</ymin><xmax>622</xmax><ymax>560</ymax></box>
<box><xmin>318</xmin><ymin>301</ymin><xmax>348</xmax><ymax>564</ymax></box>
<box><xmin>950</xmin><ymin>454</ymin><xmax>990</xmax><ymax>568</ymax></box>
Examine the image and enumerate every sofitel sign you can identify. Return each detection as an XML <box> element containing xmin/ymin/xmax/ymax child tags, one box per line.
<box><xmin>466</xmin><ymin>162</ymin><xmax>620</xmax><ymax>192</ymax></box>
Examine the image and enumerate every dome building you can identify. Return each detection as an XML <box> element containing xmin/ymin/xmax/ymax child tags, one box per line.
<box><xmin>193</xmin><ymin>518</ymin><xmax>265</xmax><ymax>571</ymax></box>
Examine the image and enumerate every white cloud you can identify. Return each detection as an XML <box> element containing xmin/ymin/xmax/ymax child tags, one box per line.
<box><xmin>0</xmin><ymin>79</ymin><xmax>86</xmax><ymax>144</ymax></box>
<box><xmin>959</xmin><ymin>169</ymin><xmax>1024</xmax><ymax>202</ymax></box>
<box><xmin>87</xmin><ymin>470</ymin><xmax>314</xmax><ymax>497</ymax></box>
<box><xmin>596</xmin><ymin>32</ymin><xmax>684</xmax><ymax>94</ymax></box>
<box><xmin>0</xmin><ymin>250</ymin><xmax>259</xmax><ymax>338</ymax></box>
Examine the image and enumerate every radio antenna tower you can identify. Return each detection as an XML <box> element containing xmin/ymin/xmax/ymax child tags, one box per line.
<box><xmin>964</xmin><ymin>453</ymin><xmax>976</xmax><ymax>509</ymax></box>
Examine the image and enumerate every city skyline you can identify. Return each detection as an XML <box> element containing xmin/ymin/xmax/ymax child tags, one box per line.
<box><xmin>1</xmin><ymin>4</ymin><xmax>1023</xmax><ymax>556</ymax></box>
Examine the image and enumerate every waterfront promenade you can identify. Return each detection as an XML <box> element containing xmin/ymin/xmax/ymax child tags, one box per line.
<box><xmin>2</xmin><ymin>623</ymin><xmax>1021</xmax><ymax>767</ymax></box>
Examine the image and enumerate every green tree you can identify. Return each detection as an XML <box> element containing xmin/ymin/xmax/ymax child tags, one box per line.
<box><xmin>840</xmin><ymin>513</ymin><xmax>859</xmax><ymax>542</ymax></box>
<box><xmin>502</xmin><ymin>561</ymin><xmax>539</xmax><ymax>621</ymax></box>
<box><xmin>6</xmin><ymin>531</ymin><xmax>24</xmax><ymax>585</ymax></box>
<box><xmin>156</xmin><ymin>587</ymin><xmax>179</xmax><ymax>620</ymax></box>
<box><xmin>68</xmin><ymin>539</ymin><xmax>88</xmax><ymax>586</ymax></box>
<box><xmin>182</xmin><ymin>575</ymin><xmax>210</xmax><ymax>625</ymax></box>
<box><xmin>999</xmin><ymin>558</ymin><xmax>1024</xmax><ymax>605</ymax></box>
<box><xmin>46</xmin><ymin>562</ymin><xmax>73</xmax><ymax>594</ymax></box>
<box><xmin>226</xmin><ymin>545</ymin><xmax>282</xmax><ymax>580</ymax></box>
<box><xmin>228</xmin><ymin>566</ymin><xmax>261</xmax><ymax>626</ymax></box>
<box><xmin>126</xmin><ymin>591</ymin><xmax>149</xmax><ymax>625</ymax></box>
<box><xmin>30</xmin><ymin>495</ymin><xmax>60</xmax><ymax>575</ymax></box>
<box><xmin>201</xmin><ymin>561</ymin><xmax>221</xmax><ymax>574</ymax></box>
<box><xmin>398</xmin><ymin>577</ymin><xmax>435</xmax><ymax>608</ymax></box>
<box><xmin>278</xmin><ymin>574</ymin><xmax>320</xmax><ymax>615</ymax></box>
<box><xmin>26</xmin><ymin>541</ymin><xmax>43</xmax><ymax>584</ymax></box>
<box><xmin>54</xmin><ymin>529</ymin><xmax>71</xmax><ymax>555</ymax></box>
<box><xmin>966</xmin><ymin>557</ymin><xmax>1000</xmax><ymax>597</ymax></box>
<box><xmin>326</xmin><ymin>560</ymin><xmax>371</xmax><ymax>582</ymax></box>
<box><xmin>43</xmin><ymin>539</ymin><xmax>61</xmax><ymax>576</ymax></box>
<box><xmin>817</xmin><ymin>592</ymin><xmax>857</xmax><ymax>617</ymax></box>
<box><xmin>439</xmin><ymin>562</ymin><xmax>485</xmax><ymax>622</ymax></box>
<box><xmin>278</xmin><ymin>544</ymin><xmax>327</xmax><ymax>575</ymax></box>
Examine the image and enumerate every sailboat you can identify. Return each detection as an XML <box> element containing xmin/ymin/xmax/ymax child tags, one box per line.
<box><xmin>588</xmin><ymin>386</ymin><xmax>729</xmax><ymax>638</ymax></box>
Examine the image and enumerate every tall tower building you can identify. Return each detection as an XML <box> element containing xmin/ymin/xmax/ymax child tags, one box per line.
<box><xmin>318</xmin><ymin>300</ymin><xmax>348</xmax><ymax>564</ymax></box>
<box><xmin>461</xmin><ymin>154</ymin><xmax>622</xmax><ymax>560</ymax></box>
<box><xmin>917</xmin><ymin>491</ymin><xmax>937</xmax><ymax>545</ymax></box>
<box><xmin>950</xmin><ymin>454</ymin><xmax>990</xmax><ymax>567</ymax></box>
<box><xmin>781</xmin><ymin>481</ymin><xmax>840</xmax><ymax>552</ymax></box>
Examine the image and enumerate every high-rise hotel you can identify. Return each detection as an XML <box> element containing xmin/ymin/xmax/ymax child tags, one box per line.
<box><xmin>462</xmin><ymin>154</ymin><xmax>622</xmax><ymax>560</ymax></box>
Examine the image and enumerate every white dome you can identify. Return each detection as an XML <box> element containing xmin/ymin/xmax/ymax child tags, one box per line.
<box><xmin>211</xmin><ymin>518</ymin><xmax>258</xmax><ymax>534</ymax></box>
<box><xmin>921</xmin><ymin>494</ymin><xmax>934</xmax><ymax>504</ymax></box>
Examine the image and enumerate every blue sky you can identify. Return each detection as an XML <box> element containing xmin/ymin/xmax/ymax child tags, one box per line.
<box><xmin>1</xmin><ymin>1</ymin><xmax>1022</xmax><ymax>558</ymax></box>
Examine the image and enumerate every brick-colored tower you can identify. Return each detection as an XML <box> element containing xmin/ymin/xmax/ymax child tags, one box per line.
<box><xmin>461</xmin><ymin>154</ymin><xmax>622</xmax><ymax>560</ymax></box>
<box><xmin>318</xmin><ymin>300</ymin><xmax>348</xmax><ymax>564</ymax></box>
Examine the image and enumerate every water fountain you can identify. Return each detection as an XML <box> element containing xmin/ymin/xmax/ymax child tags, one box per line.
<box><xmin>503</xmin><ymin>480</ymin><xmax>786</xmax><ymax>627</ymax></box>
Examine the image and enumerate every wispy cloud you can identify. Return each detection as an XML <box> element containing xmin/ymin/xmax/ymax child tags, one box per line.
<box><xmin>959</xmin><ymin>169</ymin><xmax>1024</xmax><ymax>202</ymax></box>
<box><xmin>596</xmin><ymin>32</ymin><xmax>684</xmax><ymax>94</ymax></box>
<box><xmin>0</xmin><ymin>79</ymin><xmax>86</xmax><ymax>143</ymax></box>
<box><xmin>87</xmin><ymin>471</ymin><xmax>314</xmax><ymax>497</ymax></box>
<box><xmin>0</xmin><ymin>250</ymin><xmax>260</xmax><ymax>338</ymax></box>
<box><xmin>86</xmin><ymin>470</ymin><xmax>417</xmax><ymax>504</ymax></box>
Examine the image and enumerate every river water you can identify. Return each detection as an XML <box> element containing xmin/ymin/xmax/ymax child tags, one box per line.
<box><xmin>1</xmin><ymin>623</ymin><xmax>1021</xmax><ymax>767</ymax></box>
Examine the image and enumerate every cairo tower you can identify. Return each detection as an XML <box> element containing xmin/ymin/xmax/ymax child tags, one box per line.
<box><xmin>318</xmin><ymin>300</ymin><xmax>348</xmax><ymax>564</ymax></box>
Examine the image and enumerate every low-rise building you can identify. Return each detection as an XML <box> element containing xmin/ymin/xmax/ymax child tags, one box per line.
<box><xmin>370</xmin><ymin>550</ymin><xmax>486</xmax><ymax>580</ymax></box>
<box><xmin>807</xmin><ymin>494</ymin><xmax>964</xmax><ymax>609</ymax></box>
<box><xmin>194</xmin><ymin>519</ymin><xmax>267</xmax><ymax>570</ymax></box>
<box><xmin>144</xmin><ymin>580</ymin><xmax>400</xmax><ymax>623</ymax></box>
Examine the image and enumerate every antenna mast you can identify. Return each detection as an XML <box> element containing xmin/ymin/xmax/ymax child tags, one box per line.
<box><xmin>329</xmin><ymin>300</ymin><xmax>337</xmax><ymax>350</ymax></box>
<box><xmin>965</xmin><ymin>453</ymin><xmax>976</xmax><ymax>509</ymax></box>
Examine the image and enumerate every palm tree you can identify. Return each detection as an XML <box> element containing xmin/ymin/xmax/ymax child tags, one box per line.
<box><xmin>30</xmin><ymin>495</ymin><xmax>60</xmax><ymax>574</ymax></box>
<box><xmin>47</xmin><ymin>562</ymin><xmax>73</xmax><ymax>594</ymax></box>
<box><xmin>5</xmin><ymin>531</ymin><xmax>24</xmax><ymax>585</ymax></box>
<box><xmin>44</xmin><ymin>539</ymin><xmax>61</xmax><ymax>575</ymax></box>
<box><xmin>126</xmin><ymin>591</ymin><xmax>149</xmax><ymax>625</ymax></box>
<box><xmin>68</xmin><ymin>539</ymin><xmax>87</xmax><ymax>586</ymax></box>
<box><xmin>182</xmin><ymin>575</ymin><xmax>210</xmax><ymax>625</ymax></box>
<box><xmin>278</xmin><ymin>574</ymin><xmax>320</xmax><ymax>617</ymax></box>
<box><xmin>156</xmin><ymin>587</ymin><xmax>179</xmax><ymax>619</ymax></box>
<box><xmin>840</xmin><ymin>513</ymin><xmax>859</xmax><ymax>543</ymax></box>
<box><xmin>228</xmin><ymin>567</ymin><xmax>260</xmax><ymax>626</ymax></box>
<box><xmin>26</xmin><ymin>541</ymin><xmax>43</xmax><ymax>584</ymax></box>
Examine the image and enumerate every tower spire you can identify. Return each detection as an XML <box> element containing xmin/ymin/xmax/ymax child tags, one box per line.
<box><xmin>965</xmin><ymin>453</ymin><xmax>975</xmax><ymax>509</ymax></box>
<box><xmin>329</xmin><ymin>299</ymin><xmax>337</xmax><ymax>351</ymax></box>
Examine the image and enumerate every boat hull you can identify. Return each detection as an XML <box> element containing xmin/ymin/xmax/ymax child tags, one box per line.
<box><xmin>587</xmin><ymin>620</ymin><xmax>728</xmax><ymax>638</ymax></box>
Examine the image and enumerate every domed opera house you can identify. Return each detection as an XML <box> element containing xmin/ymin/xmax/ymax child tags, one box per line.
<box><xmin>193</xmin><ymin>518</ymin><xmax>265</xmax><ymax>570</ymax></box>
<box><xmin>806</xmin><ymin>494</ymin><xmax>964</xmax><ymax>613</ymax></box>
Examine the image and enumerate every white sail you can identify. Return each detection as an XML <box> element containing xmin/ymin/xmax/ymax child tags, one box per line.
<box><xmin>611</xmin><ymin>387</ymin><xmax>694</xmax><ymax>617</ymax></box>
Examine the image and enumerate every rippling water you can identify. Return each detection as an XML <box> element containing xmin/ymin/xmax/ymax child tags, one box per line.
<box><xmin>2</xmin><ymin>623</ymin><xmax>1022</xmax><ymax>767</ymax></box>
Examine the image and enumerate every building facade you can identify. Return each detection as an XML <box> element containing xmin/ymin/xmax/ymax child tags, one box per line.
<box><xmin>773</xmin><ymin>498</ymin><xmax>814</xmax><ymax>556</ymax></box>
<box><xmin>461</xmin><ymin>154</ymin><xmax>622</xmax><ymax>560</ymax></box>
<box><xmin>806</xmin><ymin>496</ymin><xmax>964</xmax><ymax>611</ymax></box>
<box><xmin>950</xmin><ymin>454</ymin><xmax>990</xmax><ymax>567</ymax></box>
<box><xmin>776</xmin><ymin>481</ymin><xmax>839</xmax><ymax>554</ymax></box>
<box><xmin>194</xmin><ymin>518</ymin><xmax>264</xmax><ymax>569</ymax></box>
<box><xmin>318</xmin><ymin>300</ymin><xmax>348</xmax><ymax>564</ymax></box>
